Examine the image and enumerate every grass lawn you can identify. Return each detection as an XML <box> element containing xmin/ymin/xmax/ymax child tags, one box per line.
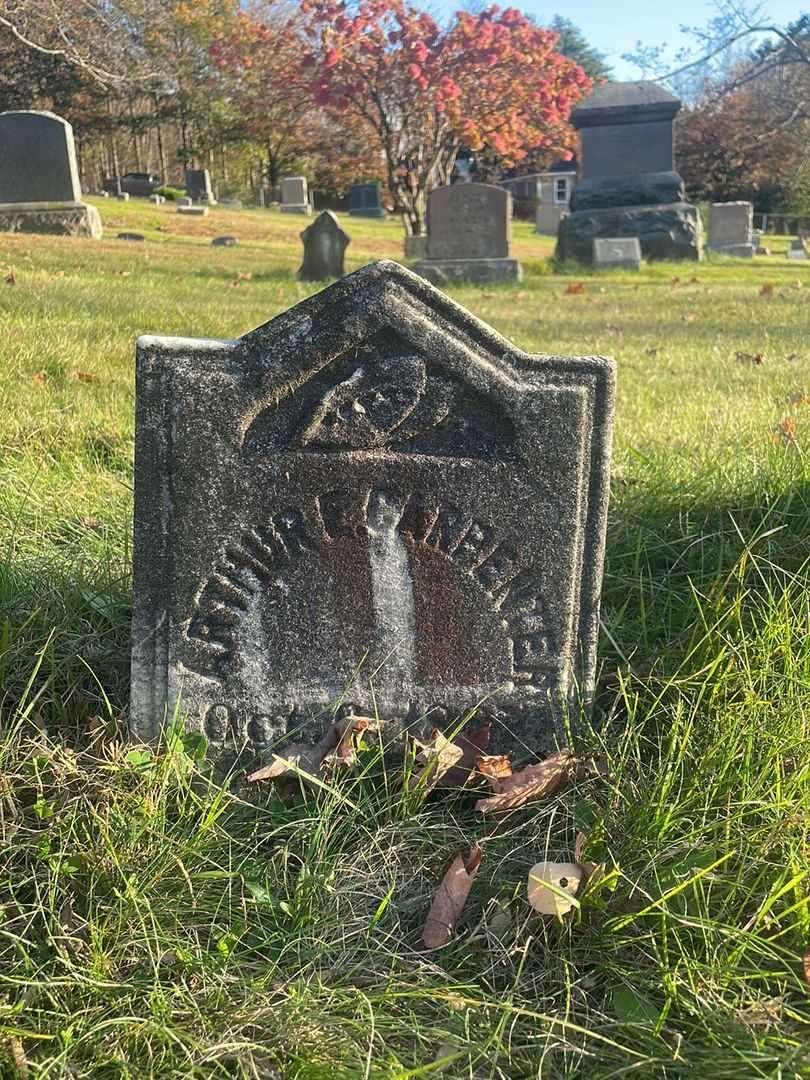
<box><xmin>0</xmin><ymin>199</ymin><xmax>808</xmax><ymax>1078</ymax></box>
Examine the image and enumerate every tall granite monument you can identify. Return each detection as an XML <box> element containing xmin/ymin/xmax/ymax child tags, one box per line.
<box><xmin>413</xmin><ymin>183</ymin><xmax>522</xmax><ymax>284</ymax></box>
<box><xmin>131</xmin><ymin>261</ymin><xmax>614</xmax><ymax>763</ymax></box>
<box><xmin>0</xmin><ymin>111</ymin><xmax>102</xmax><ymax>239</ymax></box>
<box><xmin>556</xmin><ymin>82</ymin><xmax>701</xmax><ymax>264</ymax></box>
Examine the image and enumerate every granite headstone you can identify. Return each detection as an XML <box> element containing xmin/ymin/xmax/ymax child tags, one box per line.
<box><xmin>348</xmin><ymin>182</ymin><xmax>386</xmax><ymax>218</ymax></box>
<box><xmin>281</xmin><ymin>176</ymin><xmax>310</xmax><ymax>215</ymax></box>
<box><xmin>413</xmin><ymin>183</ymin><xmax>522</xmax><ymax>283</ymax></box>
<box><xmin>593</xmin><ymin>237</ymin><xmax>642</xmax><ymax>270</ymax></box>
<box><xmin>707</xmin><ymin>202</ymin><xmax>754</xmax><ymax>257</ymax></box>
<box><xmin>298</xmin><ymin>211</ymin><xmax>350</xmax><ymax>280</ymax></box>
<box><xmin>185</xmin><ymin>169</ymin><xmax>215</xmax><ymax>203</ymax></box>
<box><xmin>131</xmin><ymin>260</ymin><xmax>614</xmax><ymax>764</ymax></box>
<box><xmin>0</xmin><ymin>110</ymin><xmax>101</xmax><ymax>238</ymax></box>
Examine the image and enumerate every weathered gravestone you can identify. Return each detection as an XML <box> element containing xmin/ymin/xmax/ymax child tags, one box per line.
<box><xmin>593</xmin><ymin>237</ymin><xmax>641</xmax><ymax>270</ymax></box>
<box><xmin>177</xmin><ymin>205</ymin><xmax>208</xmax><ymax>217</ymax></box>
<box><xmin>131</xmin><ymin>261</ymin><xmax>614</xmax><ymax>764</ymax></box>
<box><xmin>281</xmin><ymin>176</ymin><xmax>311</xmax><ymax>215</ymax></box>
<box><xmin>298</xmin><ymin>211</ymin><xmax>350</xmax><ymax>281</ymax></box>
<box><xmin>212</xmin><ymin>235</ymin><xmax>238</xmax><ymax>247</ymax></box>
<box><xmin>788</xmin><ymin>238</ymin><xmax>807</xmax><ymax>260</ymax></box>
<box><xmin>348</xmin><ymin>182</ymin><xmax>386</xmax><ymax>218</ymax></box>
<box><xmin>556</xmin><ymin>83</ymin><xmax>701</xmax><ymax>264</ymax></box>
<box><xmin>708</xmin><ymin>202</ymin><xmax>754</xmax><ymax>257</ymax></box>
<box><xmin>413</xmin><ymin>183</ymin><xmax>522</xmax><ymax>284</ymax></box>
<box><xmin>0</xmin><ymin>110</ymin><xmax>102</xmax><ymax>238</ymax></box>
<box><xmin>185</xmin><ymin>168</ymin><xmax>215</xmax><ymax>203</ymax></box>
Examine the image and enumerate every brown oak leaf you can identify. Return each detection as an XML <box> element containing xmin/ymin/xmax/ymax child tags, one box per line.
<box><xmin>422</xmin><ymin>845</ymin><xmax>482</xmax><ymax>949</ymax></box>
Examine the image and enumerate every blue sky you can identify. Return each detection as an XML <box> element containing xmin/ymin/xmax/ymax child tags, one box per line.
<box><xmin>442</xmin><ymin>1</ymin><xmax>809</xmax><ymax>78</ymax></box>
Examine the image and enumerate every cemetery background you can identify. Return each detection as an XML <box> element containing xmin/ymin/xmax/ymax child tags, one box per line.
<box><xmin>0</xmin><ymin>197</ymin><xmax>808</xmax><ymax>1076</ymax></box>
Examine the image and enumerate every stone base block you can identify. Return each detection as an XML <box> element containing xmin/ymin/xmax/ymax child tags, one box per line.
<box><xmin>0</xmin><ymin>201</ymin><xmax>102</xmax><ymax>239</ymax></box>
<box><xmin>349</xmin><ymin>208</ymin><xmax>387</xmax><ymax>218</ymax></box>
<box><xmin>556</xmin><ymin>202</ymin><xmax>701</xmax><ymax>263</ymax></box>
<box><xmin>280</xmin><ymin>204</ymin><xmax>311</xmax><ymax>214</ymax></box>
<box><xmin>787</xmin><ymin>248</ymin><xmax>807</xmax><ymax>260</ymax></box>
<box><xmin>404</xmin><ymin>235</ymin><xmax>428</xmax><ymax>260</ymax></box>
<box><xmin>707</xmin><ymin>243</ymin><xmax>753</xmax><ymax>258</ymax></box>
<box><xmin>412</xmin><ymin>257</ymin><xmax>522</xmax><ymax>285</ymax></box>
<box><xmin>177</xmin><ymin>205</ymin><xmax>209</xmax><ymax>217</ymax></box>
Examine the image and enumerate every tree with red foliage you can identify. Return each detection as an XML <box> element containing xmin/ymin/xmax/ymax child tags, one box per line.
<box><xmin>298</xmin><ymin>0</ymin><xmax>591</xmax><ymax>234</ymax></box>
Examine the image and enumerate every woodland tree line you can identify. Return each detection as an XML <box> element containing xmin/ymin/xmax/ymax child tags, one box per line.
<box><xmin>2</xmin><ymin>0</ymin><xmax>810</xmax><ymax>225</ymax></box>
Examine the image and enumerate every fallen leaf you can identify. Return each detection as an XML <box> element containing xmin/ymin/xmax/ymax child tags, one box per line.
<box><xmin>770</xmin><ymin>416</ymin><xmax>797</xmax><ymax>443</ymax></box>
<box><xmin>73</xmin><ymin>371</ymin><xmax>101</xmax><ymax>383</ymax></box>
<box><xmin>802</xmin><ymin>949</ymin><xmax>810</xmax><ymax>985</ymax></box>
<box><xmin>527</xmin><ymin>860</ymin><xmax>582</xmax><ymax>916</ymax></box>
<box><xmin>681</xmin><ymin>313</ymin><xmax>695</xmax><ymax>322</ymax></box>
<box><xmin>475</xmin><ymin>753</ymin><xmax>513</xmax><ymax>782</ymax></box>
<box><xmin>5</xmin><ymin>268</ymin><xmax>16</xmax><ymax>285</ymax></box>
<box><xmin>226</xmin><ymin>281</ymin><xmax>240</xmax><ymax>289</ymax></box>
<box><xmin>436</xmin><ymin>718</ymin><xmax>491</xmax><ymax>788</ymax></box>
<box><xmin>407</xmin><ymin>729</ymin><xmax>464</xmax><ymax>792</ymax></box>
<box><xmin>422</xmin><ymin>845</ymin><xmax>482</xmax><ymax>949</ymax></box>
<box><xmin>645</xmin><ymin>346</ymin><xmax>661</xmax><ymax>357</ymax></box>
<box><xmin>787</xmin><ymin>390</ymin><xmax>810</xmax><ymax>405</ymax></box>
<box><xmin>573</xmin><ymin>830</ymin><xmax>606</xmax><ymax>888</ymax></box>
<box><xmin>247</xmin><ymin>713</ymin><xmax>383</xmax><ymax>784</ymax></box>
<box><xmin>671</xmin><ymin>277</ymin><xmax>680</xmax><ymax>288</ymax></box>
<box><xmin>735</xmin><ymin>351</ymin><xmax>764</xmax><ymax>365</ymax></box>
<box><xmin>785</xmin><ymin>352</ymin><xmax>800</xmax><ymax>362</ymax></box>
<box><xmin>33</xmin><ymin>371</ymin><xmax>48</xmax><ymax>387</ymax></box>
<box><xmin>760</xmin><ymin>283</ymin><xmax>774</xmax><ymax>297</ymax></box>
<box><xmin>565</xmin><ymin>282</ymin><xmax>585</xmax><ymax>295</ymax></box>
<box><xmin>8</xmin><ymin>1035</ymin><xmax>28</xmax><ymax>1078</ymax></box>
<box><xmin>237</xmin><ymin>271</ymin><xmax>253</xmax><ymax>281</ymax></box>
<box><xmin>475</xmin><ymin>748</ymin><xmax>575</xmax><ymax>813</ymax></box>
<box><xmin>516</xmin><ymin>290</ymin><xmax>528</xmax><ymax>300</ymax></box>
<box><xmin>689</xmin><ymin>276</ymin><xmax>701</xmax><ymax>284</ymax></box>
<box><xmin>793</xmin><ymin>280</ymin><xmax>803</xmax><ymax>289</ymax></box>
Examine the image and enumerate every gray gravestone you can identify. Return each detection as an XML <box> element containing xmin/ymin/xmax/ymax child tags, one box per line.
<box><xmin>212</xmin><ymin>235</ymin><xmax>238</xmax><ymax>247</ymax></box>
<box><xmin>150</xmin><ymin>194</ymin><xmax>165</xmax><ymax>205</ymax></box>
<box><xmin>348</xmin><ymin>182</ymin><xmax>386</xmax><ymax>218</ymax></box>
<box><xmin>0</xmin><ymin>110</ymin><xmax>101</xmax><ymax>238</ymax></box>
<box><xmin>298</xmin><ymin>211</ymin><xmax>350</xmax><ymax>280</ymax></box>
<box><xmin>788</xmin><ymin>238</ymin><xmax>807</xmax><ymax>260</ymax></box>
<box><xmin>281</xmin><ymin>176</ymin><xmax>310</xmax><ymax>215</ymax></box>
<box><xmin>177</xmin><ymin>205</ymin><xmax>208</xmax><ymax>217</ymax></box>
<box><xmin>593</xmin><ymin>237</ymin><xmax>641</xmax><ymax>270</ymax></box>
<box><xmin>185</xmin><ymin>169</ymin><xmax>215</xmax><ymax>203</ymax></box>
<box><xmin>708</xmin><ymin>202</ymin><xmax>753</xmax><ymax>257</ymax></box>
<box><xmin>414</xmin><ymin>183</ymin><xmax>521</xmax><ymax>283</ymax></box>
<box><xmin>131</xmin><ymin>260</ymin><xmax>614</xmax><ymax>764</ymax></box>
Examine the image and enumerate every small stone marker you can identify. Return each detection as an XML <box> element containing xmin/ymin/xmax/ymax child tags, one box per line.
<box><xmin>413</xmin><ymin>183</ymin><xmax>522</xmax><ymax>284</ymax></box>
<box><xmin>280</xmin><ymin>176</ymin><xmax>310</xmax><ymax>215</ymax></box>
<box><xmin>348</xmin><ymin>182</ymin><xmax>386</xmax><ymax>218</ymax></box>
<box><xmin>707</xmin><ymin>202</ymin><xmax>753</xmax><ymax>257</ymax></box>
<box><xmin>0</xmin><ymin>110</ymin><xmax>101</xmax><ymax>238</ymax></box>
<box><xmin>131</xmin><ymin>260</ymin><xmax>615</xmax><ymax>763</ymax></box>
<box><xmin>212</xmin><ymin>235</ymin><xmax>238</xmax><ymax>247</ymax></box>
<box><xmin>117</xmin><ymin>192</ymin><xmax>130</xmax><ymax>201</ymax></box>
<box><xmin>298</xmin><ymin>211</ymin><xmax>350</xmax><ymax>281</ymax></box>
<box><xmin>177</xmin><ymin>196</ymin><xmax>192</xmax><ymax>207</ymax></box>
<box><xmin>788</xmin><ymin>239</ymin><xmax>807</xmax><ymax>260</ymax></box>
<box><xmin>117</xmin><ymin>231</ymin><xmax>145</xmax><ymax>242</ymax></box>
<box><xmin>150</xmin><ymin>194</ymin><xmax>165</xmax><ymax>205</ymax></box>
<box><xmin>593</xmin><ymin>237</ymin><xmax>641</xmax><ymax>270</ymax></box>
<box><xmin>177</xmin><ymin>205</ymin><xmax>209</xmax><ymax>217</ymax></box>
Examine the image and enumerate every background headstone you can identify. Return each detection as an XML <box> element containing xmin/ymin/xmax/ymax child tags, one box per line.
<box><xmin>707</xmin><ymin>202</ymin><xmax>754</xmax><ymax>257</ymax></box>
<box><xmin>212</xmin><ymin>235</ymin><xmax>238</xmax><ymax>247</ymax></box>
<box><xmin>413</xmin><ymin>183</ymin><xmax>521</xmax><ymax>283</ymax></box>
<box><xmin>788</xmin><ymin>238</ymin><xmax>807</xmax><ymax>260</ymax></box>
<box><xmin>185</xmin><ymin>169</ymin><xmax>215</xmax><ymax>203</ymax></box>
<box><xmin>131</xmin><ymin>260</ymin><xmax>615</xmax><ymax>764</ymax></box>
<box><xmin>593</xmin><ymin>237</ymin><xmax>642</xmax><ymax>270</ymax></box>
<box><xmin>0</xmin><ymin>110</ymin><xmax>101</xmax><ymax>238</ymax></box>
<box><xmin>348</xmin><ymin>182</ymin><xmax>386</xmax><ymax>218</ymax></box>
<box><xmin>298</xmin><ymin>211</ymin><xmax>350</xmax><ymax>280</ymax></box>
<box><xmin>556</xmin><ymin>83</ymin><xmax>701</xmax><ymax>264</ymax></box>
<box><xmin>281</xmin><ymin>176</ymin><xmax>310</xmax><ymax>215</ymax></box>
<box><xmin>177</xmin><ymin>205</ymin><xmax>208</xmax><ymax>216</ymax></box>
<box><xmin>150</xmin><ymin>194</ymin><xmax>165</xmax><ymax>205</ymax></box>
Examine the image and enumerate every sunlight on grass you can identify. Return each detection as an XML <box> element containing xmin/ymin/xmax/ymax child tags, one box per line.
<box><xmin>0</xmin><ymin>202</ymin><xmax>808</xmax><ymax>1077</ymax></box>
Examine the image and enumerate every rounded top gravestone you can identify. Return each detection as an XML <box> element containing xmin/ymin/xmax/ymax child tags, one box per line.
<box><xmin>298</xmin><ymin>211</ymin><xmax>350</xmax><ymax>281</ymax></box>
<box><xmin>0</xmin><ymin>110</ymin><xmax>82</xmax><ymax>204</ymax></box>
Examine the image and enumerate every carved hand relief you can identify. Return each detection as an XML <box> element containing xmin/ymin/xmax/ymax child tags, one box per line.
<box><xmin>299</xmin><ymin>355</ymin><xmax>454</xmax><ymax>450</ymax></box>
<box><xmin>242</xmin><ymin>344</ymin><xmax>515</xmax><ymax>460</ymax></box>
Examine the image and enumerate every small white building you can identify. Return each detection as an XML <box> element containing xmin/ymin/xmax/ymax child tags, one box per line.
<box><xmin>499</xmin><ymin>164</ymin><xmax>576</xmax><ymax>233</ymax></box>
